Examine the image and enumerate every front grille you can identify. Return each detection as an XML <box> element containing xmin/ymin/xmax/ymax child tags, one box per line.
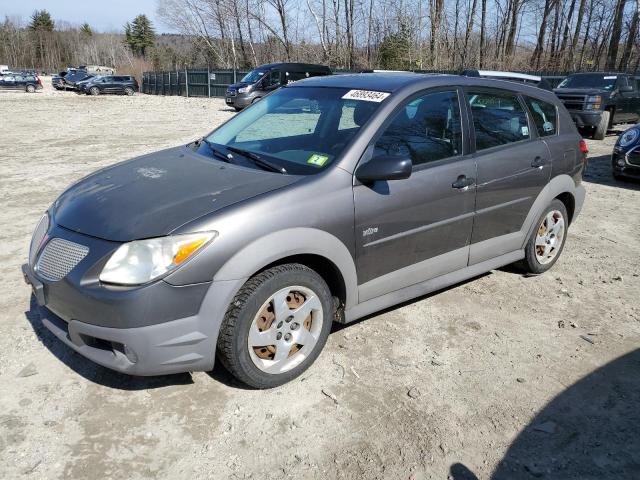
<box><xmin>29</xmin><ymin>214</ymin><xmax>49</xmax><ymax>266</ymax></box>
<box><xmin>36</xmin><ymin>238</ymin><xmax>89</xmax><ymax>281</ymax></box>
<box><xmin>557</xmin><ymin>95</ymin><xmax>586</xmax><ymax>111</ymax></box>
<box><xmin>628</xmin><ymin>149</ymin><xmax>640</xmax><ymax>166</ymax></box>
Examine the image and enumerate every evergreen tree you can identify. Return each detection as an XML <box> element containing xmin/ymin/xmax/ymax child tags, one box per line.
<box><xmin>124</xmin><ymin>14</ymin><xmax>155</xmax><ymax>57</ymax></box>
<box><xmin>379</xmin><ymin>24</ymin><xmax>411</xmax><ymax>70</ymax></box>
<box><xmin>29</xmin><ymin>10</ymin><xmax>54</xmax><ymax>31</ymax></box>
<box><xmin>80</xmin><ymin>22</ymin><xmax>93</xmax><ymax>37</ymax></box>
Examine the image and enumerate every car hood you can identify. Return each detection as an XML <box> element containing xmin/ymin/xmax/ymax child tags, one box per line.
<box><xmin>52</xmin><ymin>146</ymin><xmax>300</xmax><ymax>242</ymax></box>
<box><xmin>228</xmin><ymin>82</ymin><xmax>251</xmax><ymax>90</ymax></box>
<box><xmin>553</xmin><ymin>88</ymin><xmax>610</xmax><ymax>96</ymax></box>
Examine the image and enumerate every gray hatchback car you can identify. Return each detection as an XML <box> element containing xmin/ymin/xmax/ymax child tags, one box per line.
<box><xmin>23</xmin><ymin>73</ymin><xmax>586</xmax><ymax>388</ymax></box>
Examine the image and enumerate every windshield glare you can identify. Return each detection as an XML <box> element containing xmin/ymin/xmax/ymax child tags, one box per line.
<box><xmin>206</xmin><ymin>87</ymin><xmax>383</xmax><ymax>175</ymax></box>
<box><xmin>558</xmin><ymin>74</ymin><xmax>617</xmax><ymax>91</ymax></box>
<box><xmin>241</xmin><ymin>69</ymin><xmax>266</xmax><ymax>84</ymax></box>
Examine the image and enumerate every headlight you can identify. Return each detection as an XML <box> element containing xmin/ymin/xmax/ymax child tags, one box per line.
<box><xmin>238</xmin><ymin>87</ymin><xmax>249</xmax><ymax>94</ymax></box>
<box><xmin>586</xmin><ymin>95</ymin><xmax>602</xmax><ymax>103</ymax></box>
<box><xmin>29</xmin><ymin>213</ymin><xmax>50</xmax><ymax>266</ymax></box>
<box><xmin>619</xmin><ymin>128</ymin><xmax>640</xmax><ymax>148</ymax></box>
<box><xmin>99</xmin><ymin>232</ymin><xmax>217</xmax><ymax>285</ymax></box>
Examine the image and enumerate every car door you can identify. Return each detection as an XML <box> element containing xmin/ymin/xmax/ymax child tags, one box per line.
<box><xmin>464</xmin><ymin>88</ymin><xmax>551</xmax><ymax>265</ymax></box>
<box><xmin>353</xmin><ymin>88</ymin><xmax>477</xmax><ymax>301</ymax></box>
<box><xmin>264</xmin><ymin>70</ymin><xmax>282</xmax><ymax>93</ymax></box>
<box><xmin>101</xmin><ymin>76</ymin><xmax>114</xmax><ymax>93</ymax></box>
<box><xmin>112</xmin><ymin>76</ymin><xmax>126</xmax><ymax>93</ymax></box>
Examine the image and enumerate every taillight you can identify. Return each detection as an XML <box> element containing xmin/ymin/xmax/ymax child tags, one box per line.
<box><xmin>579</xmin><ymin>139</ymin><xmax>588</xmax><ymax>165</ymax></box>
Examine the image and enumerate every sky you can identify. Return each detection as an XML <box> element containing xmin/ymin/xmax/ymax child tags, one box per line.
<box><xmin>0</xmin><ymin>0</ymin><xmax>174</xmax><ymax>33</ymax></box>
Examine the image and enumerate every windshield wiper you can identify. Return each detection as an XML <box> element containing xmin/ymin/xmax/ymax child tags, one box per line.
<box><xmin>226</xmin><ymin>146</ymin><xmax>287</xmax><ymax>174</ymax></box>
<box><xmin>199</xmin><ymin>137</ymin><xmax>234</xmax><ymax>164</ymax></box>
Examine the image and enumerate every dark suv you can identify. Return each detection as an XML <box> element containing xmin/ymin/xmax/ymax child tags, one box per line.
<box><xmin>79</xmin><ymin>75</ymin><xmax>139</xmax><ymax>95</ymax></box>
<box><xmin>225</xmin><ymin>63</ymin><xmax>332</xmax><ymax>110</ymax></box>
<box><xmin>23</xmin><ymin>74</ymin><xmax>586</xmax><ymax>388</ymax></box>
<box><xmin>0</xmin><ymin>73</ymin><xmax>42</xmax><ymax>92</ymax></box>
<box><xmin>554</xmin><ymin>72</ymin><xmax>640</xmax><ymax>140</ymax></box>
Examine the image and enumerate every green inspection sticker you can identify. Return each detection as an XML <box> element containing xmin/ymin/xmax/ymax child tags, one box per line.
<box><xmin>307</xmin><ymin>154</ymin><xmax>329</xmax><ymax>167</ymax></box>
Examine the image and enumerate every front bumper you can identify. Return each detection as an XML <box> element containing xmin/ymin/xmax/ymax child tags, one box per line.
<box><xmin>612</xmin><ymin>149</ymin><xmax>640</xmax><ymax>179</ymax></box>
<box><xmin>21</xmin><ymin>225</ymin><xmax>245</xmax><ymax>376</ymax></box>
<box><xmin>568</xmin><ymin>110</ymin><xmax>602</xmax><ymax>128</ymax></box>
<box><xmin>225</xmin><ymin>92</ymin><xmax>254</xmax><ymax>109</ymax></box>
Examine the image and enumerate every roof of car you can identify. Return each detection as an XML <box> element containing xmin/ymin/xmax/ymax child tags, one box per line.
<box><xmin>292</xmin><ymin>72</ymin><xmax>455</xmax><ymax>92</ymax></box>
<box><xmin>257</xmin><ymin>62</ymin><xmax>331</xmax><ymax>71</ymax></box>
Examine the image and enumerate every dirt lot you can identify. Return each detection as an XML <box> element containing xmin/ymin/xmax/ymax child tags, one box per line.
<box><xmin>1</xmin><ymin>78</ymin><xmax>639</xmax><ymax>480</ymax></box>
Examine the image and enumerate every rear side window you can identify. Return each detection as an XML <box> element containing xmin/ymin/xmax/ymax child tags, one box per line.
<box><xmin>374</xmin><ymin>90</ymin><xmax>463</xmax><ymax>166</ymax></box>
<box><xmin>468</xmin><ymin>91</ymin><xmax>530</xmax><ymax>150</ymax></box>
<box><xmin>525</xmin><ymin>97</ymin><xmax>557</xmax><ymax>137</ymax></box>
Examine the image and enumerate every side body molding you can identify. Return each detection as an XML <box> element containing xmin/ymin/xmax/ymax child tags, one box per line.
<box><xmin>469</xmin><ymin>174</ymin><xmax>586</xmax><ymax>265</ymax></box>
<box><xmin>213</xmin><ymin>227</ymin><xmax>359</xmax><ymax>309</ymax></box>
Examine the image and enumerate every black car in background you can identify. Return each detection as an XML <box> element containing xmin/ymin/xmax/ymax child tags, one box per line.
<box><xmin>225</xmin><ymin>63</ymin><xmax>332</xmax><ymax>110</ymax></box>
<box><xmin>612</xmin><ymin>124</ymin><xmax>640</xmax><ymax>180</ymax></box>
<box><xmin>554</xmin><ymin>72</ymin><xmax>640</xmax><ymax>140</ymax></box>
<box><xmin>79</xmin><ymin>75</ymin><xmax>139</xmax><ymax>95</ymax></box>
<box><xmin>52</xmin><ymin>69</ymin><xmax>75</xmax><ymax>89</ymax></box>
<box><xmin>0</xmin><ymin>73</ymin><xmax>42</xmax><ymax>92</ymax></box>
<box><xmin>63</xmin><ymin>71</ymin><xmax>94</xmax><ymax>90</ymax></box>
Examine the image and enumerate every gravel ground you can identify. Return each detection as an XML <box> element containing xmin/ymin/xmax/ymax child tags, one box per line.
<box><xmin>1</xmin><ymin>78</ymin><xmax>639</xmax><ymax>480</ymax></box>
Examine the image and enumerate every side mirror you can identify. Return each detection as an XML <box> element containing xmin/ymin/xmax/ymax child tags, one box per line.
<box><xmin>355</xmin><ymin>154</ymin><xmax>412</xmax><ymax>183</ymax></box>
<box><xmin>619</xmin><ymin>85</ymin><xmax>633</xmax><ymax>93</ymax></box>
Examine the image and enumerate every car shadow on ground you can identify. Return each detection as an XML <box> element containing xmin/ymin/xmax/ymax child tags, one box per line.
<box><xmin>24</xmin><ymin>295</ymin><xmax>194</xmax><ymax>390</ymax></box>
<box><xmin>583</xmin><ymin>154</ymin><xmax>640</xmax><ymax>191</ymax></box>
<box><xmin>449</xmin><ymin>348</ymin><xmax>640</xmax><ymax>479</ymax></box>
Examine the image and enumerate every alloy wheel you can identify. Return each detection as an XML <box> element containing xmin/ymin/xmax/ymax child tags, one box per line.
<box><xmin>247</xmin><ymin>285</ymin><xmax>323</xmax><ymax>374</ymax></box>
<box><xmin>535</xmin><ymin>210</ymin><xmax>565</xmax><ymax>265</ymax></box>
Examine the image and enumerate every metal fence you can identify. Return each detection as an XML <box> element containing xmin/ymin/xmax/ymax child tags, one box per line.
<box><xmin>142</xmin><ymin>68</ymin><xmax>575</xmax><ymax>98</ymax></box>
<box><xmin>142</xmin><ymin>69</ymin><xmax>250</xmax><ymax>97</ymax></box>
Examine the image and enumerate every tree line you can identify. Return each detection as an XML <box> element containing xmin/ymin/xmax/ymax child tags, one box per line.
<box><xmin>0</xmin><ymin>0</ymin><xmax>638</xmax><ymax>76</ymax></box>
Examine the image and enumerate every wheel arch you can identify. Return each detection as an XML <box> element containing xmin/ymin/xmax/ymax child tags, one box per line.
<box><xmin>213</xmin><ymin>228</ymin><xmax>358</xmax><ymax>310</ymax></box>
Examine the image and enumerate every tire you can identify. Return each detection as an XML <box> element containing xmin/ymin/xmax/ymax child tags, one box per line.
<box><xmin>516</xmin><ymin>199</ymin><xmax>569</xmax><ymax>275</ymax></box>
<box><xmin>217</xmin><ymin>263</ymin><xmax>334</xmax><ymax>388</ymax></box>
<box><xmin>234</xmin><ymin>107</ymin><xmax>242</xmax><ymax>112</ymax></box>
<box><xmin>592</xmin><ymin>110</ymin><xmax>610</xmax><ymax>140</ymax></box>
<box><xmin>613</xmin><ymin>172</ymin><xmax>625</xmax><ymax>181</ymax></box>
<box><xmin>25</xmin><ymin>84</ymin><xmax>35</xmax><ymax>93</ymax></box>
<box><xmin>251</xmin><ymin>97</ymin><xmax>262</xmax><ymax>104</ymax></box>
<box><xmin>124</xmin><ymin>87</ymin><xmax>134</xmax><ymax>96</ymax></box>
<box><xmin>89</xmin><ymin>86</ymin><xmax>100</xmax><ymax>96</ymax></box>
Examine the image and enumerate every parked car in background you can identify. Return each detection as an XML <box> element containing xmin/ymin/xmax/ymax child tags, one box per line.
<box><xmin>554</xmin><ymin>72</ymin><xmax>640</xmax><ymax>140</ymax></box>
<box><xmin>63</xmin><ymin>71</ymin><xmax>94</xmax><ymax>90</ymax></box>
<box><xmin>79</xmin><ymin>75</ymin><xmax>139</xmax><ymax>95</ymax></box>
<box><xmin>225</xmin><ymin>63</ymin><xmax>332</xmax><ymax>110</ymax></box>
<box><xmin>0</xmin><ymin>73</ymin><xmax>42</xmax><ymax>92</ymax></box>
<box><xmin>23</xmin><ymin>73</ymin><xmax>586</xmax><ymax>387</ymax></box>
<box><xmin>612</xmin><ymin>124</ymin><xmax>640</xmax><ymax>180</ymax></box>
<box><xmin>80</xmin><ymin>65</ymin><xmax>115</xmax><ymax>75</ymax></box>
<box><xmin>461</xmin><ymin>69</ymin><xmax>554</xmax><ymax>90</ymax></box>
<box><xmin>0</xmin><ymin>65</ymin><xmax>9</xmax><ymax>74</ymax></box>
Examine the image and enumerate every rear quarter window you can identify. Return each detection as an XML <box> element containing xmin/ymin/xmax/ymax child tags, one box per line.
<box><xmin>525</xmin><ymin>97</ymin><xmax>558</xmax><ymax>137</ymax></box>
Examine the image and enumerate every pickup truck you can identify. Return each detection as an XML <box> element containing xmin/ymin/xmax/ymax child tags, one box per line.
<box><xmin>554</xmin><ymin>72</ymin><xmax>640</xmax><ymax>140</ymax></box>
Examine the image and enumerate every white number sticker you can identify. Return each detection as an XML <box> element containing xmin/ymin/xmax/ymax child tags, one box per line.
<box><xmin>342</xmin><ymin>89</ymin><xmax>390</xmax><ymax>102</ymax></box>
<box><xmin>604</xmin><ymin>76</ymin><xmax>617</xmax><ymax>80</ymax></box>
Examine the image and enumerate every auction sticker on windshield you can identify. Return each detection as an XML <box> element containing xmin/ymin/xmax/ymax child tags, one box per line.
<box><xmin>307</xmin><ymin>154</ymin><xmax>330</xmax><ymax>167</ymax></box>
<box><xmin>342</xmin><ymin>90</ymin><xmax>390</xmax><ymax>102</ymax></box>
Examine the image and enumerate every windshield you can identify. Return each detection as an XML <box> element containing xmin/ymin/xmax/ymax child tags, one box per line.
<box><xmin>558</xmin><ymin>74</ymin><xmax>617</xmax><ymax>91</ymax></box>
<box><xmin>241</xmin><ymin>69</ymin><xmax>267</xmax><ymax>84</ymax></box>
<box><xmin>205</xmin><ymin>86</ymin><xmax>384</xmax><ymax>175</ymax></box>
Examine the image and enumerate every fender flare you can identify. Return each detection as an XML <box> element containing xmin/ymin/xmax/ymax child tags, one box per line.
<box><xmin>213</xmin><ymin>227</ymin><xmax>358</xmax><ymax>309</ymax></box>
<box><xmin>520</xmin><ymin>174</ymin><xmax>585</xmax><ymax>249</ymax></box>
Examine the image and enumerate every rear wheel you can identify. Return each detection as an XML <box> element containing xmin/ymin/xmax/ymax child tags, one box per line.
<box><xmin>592</xmin><ymin>110</ymin><xmax>610</xmax><ymax>140</ymax></box>
<box><xmin>25</xmin><ymin>84</ymin><xmax>35</xmax><ymax>93</ymax></box>
<box><xmin>124</xmin><ymin>87</ymin><xmax>134</xmax><ymax>96</ymax></box>
<box><xmin>217</xmin><ymin>264</ymin><xmax>333</xmax><ymax>388</ymax></box>
<box><xmin>89</xmin><ymin>86</ymin><xmax>100</xmax><ymax>96</ymax></box>
<box><xmin>516</xmin><ymin>199</ymin><xmax>568</xmax><ymax>274</ymax></box>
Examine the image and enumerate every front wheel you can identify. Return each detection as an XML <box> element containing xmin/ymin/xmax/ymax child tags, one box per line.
<box><xmin>516</xmin><ymin>199</ymin><xmax>568</xmax><ymax>274</ymax></box>
<box><xmin>124</xmin><ymin>87</ymin><xmax>134</xmax><ymax>96</ymax></box>
<box><xmin>89</xmin><ymin>86</ymin><xmax>100</xmax><ymax>96</ymax></box>
<box><xmin>592</xmin><ymin>110</ymin><xmax>610</xmax><ymax>140</ymax></box>
<box><xmin>25</xmin><ymin>84</ymin><xmax>35</xmax><ymax>93</ymax></box>
<box><xmin>217</xmin><ymin>264</ymin><xmax>333</xmax><ymax>388</ymax></box>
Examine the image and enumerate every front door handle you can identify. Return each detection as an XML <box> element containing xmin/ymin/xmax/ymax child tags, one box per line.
<box><xmin>531</xmin><ymin>156</ymin><xmax>546</xmax><ymax>169</ymax></box>
<box><xmin>452</xmin><ymin>175</ymin><xmax>475</xmax><ymax>190</ymax></box>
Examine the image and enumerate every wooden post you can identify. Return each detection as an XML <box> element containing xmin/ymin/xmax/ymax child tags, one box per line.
<box><xmin>185</xmin><ymin>69</ymin><xmax>189</xmax><ymax>97</ymax></box>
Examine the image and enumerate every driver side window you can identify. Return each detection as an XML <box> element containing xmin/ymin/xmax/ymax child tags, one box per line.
<box><xmin>267</xmin><ymin>71</ymin><xmax>281</xmax><ymax>87</ymax></box>
<box><xmin>374</xmin><ymin>90</ymin><xmax>463</xmax><ymax>166</ymax></box>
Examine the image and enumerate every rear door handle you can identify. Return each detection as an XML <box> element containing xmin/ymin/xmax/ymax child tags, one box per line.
<box><xmin>452</xmin><ymin>175</ymin><xmax>475</xmax><ymax>190</ymax></box>
<box><xmin>531</xmin><ymin>156</ymin><xmax>546</xmax><ymax>169</ymax></box>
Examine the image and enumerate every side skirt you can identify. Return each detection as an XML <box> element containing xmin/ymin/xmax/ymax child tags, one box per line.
<box><xmin>343</xmin><ymin>249</ymin><xmax>524</xmax><ymax>324</ymax></box>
